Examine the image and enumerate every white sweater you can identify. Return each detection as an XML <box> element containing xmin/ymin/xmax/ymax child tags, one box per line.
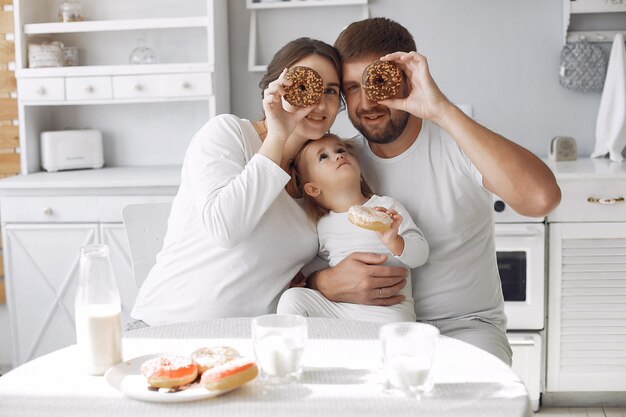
<box><xmin>131</xmin><ymin>114</ymin><xmax>318</xmax><ymax>325</ymax></box>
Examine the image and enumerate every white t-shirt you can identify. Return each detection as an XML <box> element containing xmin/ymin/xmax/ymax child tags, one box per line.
<box><xmin>355</xmin><ymin>120</ymin><xmax>506</xmax><ymax>329</ymax></box>
<box><xmin>318</xmin><ymin>194</ymin><xmax>428</xmax><ymax>316</ymax></box>
<box><xmin>131</xmin><ymin>114</ymin><xmax>318</xmax><ymax>325</ymax></box>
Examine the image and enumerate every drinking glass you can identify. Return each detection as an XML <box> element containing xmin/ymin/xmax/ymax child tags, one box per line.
<box><xmin>379</xmin><ymin>322</ymin><xmax>439</xmax><ymax>398</ymax></box>
<box><xmin>252</xmin><ymin>314</ymin><xmax>307</xmax><ymax>384</ymax></box>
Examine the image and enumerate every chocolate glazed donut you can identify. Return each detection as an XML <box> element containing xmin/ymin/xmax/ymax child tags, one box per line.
<box><xmin>362</xmin><ymin>60</ymin><xmax>402</xmax><ymax>101</ymax></box>
<box><xmin>283</xmin><ymin>66</ymin><xmax>324</xmax><ymax>107</ymax></box>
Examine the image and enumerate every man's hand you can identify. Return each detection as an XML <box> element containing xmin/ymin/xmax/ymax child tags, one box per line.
<box><xmin>309</xmin><ymin>252</ymin><xmax>409</xmax><ymax>306</ymax></box>
<box><xmin>379</xmin><ymin>51</ymin><xmax>449</xmax><ymax>123</ymax></box>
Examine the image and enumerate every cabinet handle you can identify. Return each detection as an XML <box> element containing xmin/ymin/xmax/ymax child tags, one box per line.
<box><xmin>42</xmin><ymin>207</ymin><xmax>53</xmax><ymax>216</ymax></box>
<box><xmin>587</xmin><ymin>197</ymin><xmax>625</xmax><ymax>205</ymax></box>
<box><xmin>84</xmin><ymin>85</ymin><xmax>94</xmax><ymax>93</ymax></box>
<box><xmin>36</xmin><ymin>87</ymin><xmax>46</xmax><ymax>95</ymax></box>
<box><xmin>181</xmin><ymin>82</ymin><xmax>191</xmax><ymax>90</ymax></box>
<box><xmin>133</xmin><ymin>83</ymin><xmax>143</xmax><ymax>92</ymax></box>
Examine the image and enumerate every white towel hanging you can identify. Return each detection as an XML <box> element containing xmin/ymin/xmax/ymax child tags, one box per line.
<box><xmin>592</xmin><ymin>33</ymin><xmax>626</xmax><ymax>162</ymax></box>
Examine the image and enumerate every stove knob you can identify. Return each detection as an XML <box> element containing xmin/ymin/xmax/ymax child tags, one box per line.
<box><xmin>494</xmin><ymin>200</ymin><xmax>506</xmax><ymax>212</ymax></box>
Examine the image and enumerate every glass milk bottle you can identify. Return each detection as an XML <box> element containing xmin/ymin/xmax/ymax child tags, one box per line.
<box><xmin>75</xmin><ymin>244</ymin><xmax>123</xmax><ymax>375</ymax></box>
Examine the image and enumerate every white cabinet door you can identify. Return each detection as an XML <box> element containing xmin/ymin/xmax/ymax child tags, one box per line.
<box><xmin>3</xmin><ymin>224</ymin><xmax>98</xmax><ymax>366</ymax></box>
<box><xmin>100</xmin><ymin>223</ymin><xmax>137</xmax><ymax>325</ymax></box>
<box><xmin>547</xmin><ymin>222</ymin><xmax>626</xmax><ymax>392</ymax></box>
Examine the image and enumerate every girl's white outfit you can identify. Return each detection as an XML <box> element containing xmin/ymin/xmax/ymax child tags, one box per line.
<box><xmin>131</xmin><ymin>114</ymin><xmax>318</xmax><ymax>326</ymax></box>
<box><xmin>277</xmin><ymin>195</ymin><xmax>428</xmax><ymax>323</ymax></box>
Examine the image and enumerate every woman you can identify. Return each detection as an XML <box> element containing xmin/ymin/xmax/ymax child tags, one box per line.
<box><xmin>129</xmin><ymin>38</ymin><xmax>343</xmax><ymax>326</ymax></box>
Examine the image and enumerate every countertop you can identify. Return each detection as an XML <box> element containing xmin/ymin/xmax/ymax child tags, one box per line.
<box><xmin>0</xmin><ymin>158</ymin><xmax>623</xmax><ymax>197</ymax></box>
<box><xmin>0</xmin><ymin>165</ymin><xmax>182</xmax><ymax>196</ymax></box>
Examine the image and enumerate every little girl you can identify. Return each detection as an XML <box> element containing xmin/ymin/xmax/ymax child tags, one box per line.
<box><xmin>277</xmin><ymin>133</ymin><xmax>429</xmax><ymax>323</ymax></box>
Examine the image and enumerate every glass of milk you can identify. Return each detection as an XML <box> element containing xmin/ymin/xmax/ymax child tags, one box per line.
<box><xmin>379</xmin><ymin>322</ymin><xmax>439</xmax><ymax>398</ymax></box>
<box><xmin>252</xmin><ymin>314</ymin><xmax>307</xmax><ymax>384</ymax></box>
<box><xmin>75</xmin><ymin>244</ymin><xmax>123</xmax><ymax>375</ymax></box>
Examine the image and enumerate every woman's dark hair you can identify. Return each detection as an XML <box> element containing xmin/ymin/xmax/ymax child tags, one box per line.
<box><xmin>259</xmin><ymin>37</ymin><xmax>343</xmax><ymax>102</ymax></box>
<box><xmin>334</xmin><ymin>17</ymin><xmax>416</xmax><ymax>61</ymax></box>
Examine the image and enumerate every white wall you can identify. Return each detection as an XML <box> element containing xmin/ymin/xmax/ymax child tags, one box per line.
<box><xmin>227</xmin><ymin>0</ymin><xmax>620</xmax><ymax>158</ymax></box>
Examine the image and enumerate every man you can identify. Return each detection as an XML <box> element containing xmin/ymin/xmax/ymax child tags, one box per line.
<box><xmin>309</xmin><ymin>18</ymin><xmax>561</xmax><ymax>364</ymax></box>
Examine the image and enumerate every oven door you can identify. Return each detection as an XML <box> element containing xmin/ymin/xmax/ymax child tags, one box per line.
<box><xmin>495</xmin><ymin>223</ymin><xmax>545</xmax><ymax>330</ymax></box>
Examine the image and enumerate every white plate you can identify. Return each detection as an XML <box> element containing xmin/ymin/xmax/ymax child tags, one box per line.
<box><xmin>105</xmin><ymin>353</ymin><xmax>237</xmax><ymax>403</ymax></box>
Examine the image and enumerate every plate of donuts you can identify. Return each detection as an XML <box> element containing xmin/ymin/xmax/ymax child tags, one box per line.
<box><xmin>105</xmin><ymin>350</ymin><xmax>258</xmax><ymax>403</ymax></box>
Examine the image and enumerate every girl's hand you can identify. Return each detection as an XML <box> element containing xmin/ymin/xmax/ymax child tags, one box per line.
<box><xmin>374</xmin><ymin>207</ymin><xmax>402</xmax><ymax>245</ymax></box>
<box><xmin>262</xmin><ymin>68</ymin><xmax>313</xmax><ymax>140</ymax></box>
<box><xmin>379</xmin><ymin>51</ymin><xmax>450</xmax><ymax>122</ymax></box>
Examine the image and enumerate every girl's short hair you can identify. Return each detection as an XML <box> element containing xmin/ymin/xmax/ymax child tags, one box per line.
<box><xmin>287</xmin><ymin>133</ymin><xmax>374</xmax><ymax>222</ymax></box>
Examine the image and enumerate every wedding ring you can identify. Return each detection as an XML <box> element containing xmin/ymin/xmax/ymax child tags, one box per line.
<box><xmin>379</xmin><ymin>288</ymin><xmax>383</xmax><ymax>299</ymax></box>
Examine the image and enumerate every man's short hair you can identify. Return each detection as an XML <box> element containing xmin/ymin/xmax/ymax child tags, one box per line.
<box><xmin>334</xmin><ymin>17</ymin><xmax>416</xmax><ymax>61</ymax></box>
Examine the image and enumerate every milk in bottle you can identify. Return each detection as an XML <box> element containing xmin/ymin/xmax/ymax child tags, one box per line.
<box><xmin>75</xmin><ymin>244</ymin><xmax>123</xmax><ymax>375</ymax></box>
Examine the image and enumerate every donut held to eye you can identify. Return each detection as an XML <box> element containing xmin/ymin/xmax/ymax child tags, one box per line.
<box><xmin>284</xmin><ymin>66</ymin><xmax>324</xmax><ymax>107</ymax></box>
<box><xmin>362</xmin><ymin>60</ymin><xmax>402</xmax><ymax>101</ymax></box>
<box><xmin>348</xmin><ymin>205</ymin><xmax>392</xmax><ymax>232</ymax></box>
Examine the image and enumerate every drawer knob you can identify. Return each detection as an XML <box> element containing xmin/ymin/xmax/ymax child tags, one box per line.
<box><xmin>84</xmin><ymin>85</ymin><xmax>94</xmax><ymax>93</ymax></box>
<box><xmin>36</xmin><ymin>87</ymin><xmax>46</xmax><ymax>95</ymax></box>
<box><xmin>42</xmin><ymin>207</ymin><xmax>53</xmax><ymax>216</ymax></box>
<box><xmin>181</xmin><ymin>82</ymin><xmax>191</xmax><ymax>90</ymax></box>
<box><xmin>133</xmin><ymin>83</ymin><xmax>143</xmax><ymax>92</ymax></box>
<box><xmin>587</xmin><ymin>197</ymin><xmax>625</xmax><ymax>205</ymax></box>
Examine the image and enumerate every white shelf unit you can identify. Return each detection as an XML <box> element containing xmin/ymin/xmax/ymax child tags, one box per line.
<box><xmin>246</xmin><ymin>0</ymin><xmax>369</xmax><ymax>72</ymax></box>
<box><xmin>13</xmin><ymin>0</ymin><xmax>229</xmax><ymax>174</ymax></box>
<box><xmin>563</xmin><ymin>0</ymin><xmax>626</xmax><ymax>43</ymax></box>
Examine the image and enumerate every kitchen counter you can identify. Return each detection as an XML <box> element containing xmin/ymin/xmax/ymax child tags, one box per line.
<box><xmin>546</xmin><ymin>157</ymin><xmax>626</xmax><ymax>180</ymax></box>
<box><xmin>0</xmin><ymin>165</ymin><xmax>182</xmax><ymax>196</ymax></box>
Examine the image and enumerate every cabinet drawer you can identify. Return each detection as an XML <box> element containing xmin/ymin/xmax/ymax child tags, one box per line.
<box><xmin>160</xmin><ymin>72</ymin><xmax>212</xmax><ymax>97</ymax></box>
<box><xmin>18</xmin><ymin>78</ymin><xmax>65</xmax><ymax>101</ymax></box>
<box><xmin>1</xmin><ymin>197</ymin><xmax>99</xmax><ymax>222</ymax></box>
<box><xmin>66</xmin><ymin>77</ymin><xmax>112</xmax><ymax>101</ymax></box>
<box><xmin>548</xmin><ymin>179</ymin><xmax>626</xmax><ymax>222</ymax></box>
<box><xmin>1</xmin><ymin>196</ymin><xmax>175</xmax><ymax>223</ymax></box>
<box><xmin>112</xmin><ymin>75</ymin><xmax>161</xmax><ymax>99</ymax></box>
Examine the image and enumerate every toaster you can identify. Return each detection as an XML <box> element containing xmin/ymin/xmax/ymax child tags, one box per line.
<box><xmin>40</xmin><ymin>129</ymin><xmax>104</xmax><ymax>172</ymax></box>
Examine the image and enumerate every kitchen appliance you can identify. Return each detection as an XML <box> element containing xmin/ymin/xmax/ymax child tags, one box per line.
<box><xmin>40</xmin><ymin>129</ymin><xmax>104</xmax><ymax>172</ymax></box>
<box><xmin>493</xmin><ymin>197</ymin><xmax>546</xmax><ymax>411</ymax></box>
<box><xmin>549</xmin><ymin>136</ymin><xmax>577</xmax><ymax>161</ymax></box>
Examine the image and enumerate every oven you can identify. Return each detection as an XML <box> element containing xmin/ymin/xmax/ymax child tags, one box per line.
<box><xmin>493</xmin><ymin>198</ymin><xmax>546</xmax><ymax>411</ymax></box>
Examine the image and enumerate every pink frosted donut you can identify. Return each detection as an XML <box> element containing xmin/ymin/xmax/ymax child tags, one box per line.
<box><xmin>348</xmin><ymin>205</ymin><xmax>392</xmax><ymax>232</ymax></box>
<box><xmin>140</xmin><ymin>355</ymin><xmax>198</xmax><ymax>389</ymax></box>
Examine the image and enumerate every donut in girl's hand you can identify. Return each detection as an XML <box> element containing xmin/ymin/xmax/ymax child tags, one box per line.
<box><xmin>348</xmin><ymin>205</ymin><xmax>392</xmax><ymax>232</ymax></box>
<box><xmin>362</xmin><ymin>60</ymin><xmax>402</xmax><ymax>101</ymax></box>
<box><xmin>284</xmin><ymin>66</ymin><xmax>324</xmax><ymax>107</ymax></box>
<box><xmin>200</xmin><ymin>358</ymin><xmax>259</xmax><ymax>392</ymax></box>
<box><xmin>140</xmin><ymin>355</ymin><xmax>198</xmax><ymax>389</ymax></box>
<box><xmin>190</xmin><ymin>346</ymin><xmax>240</xmax><ymax>375</ymax></box>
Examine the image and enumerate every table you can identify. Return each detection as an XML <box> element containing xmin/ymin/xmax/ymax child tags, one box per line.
<box><xmin>0</xmin><ymin>318</ymin><xmax>532</xmax><ymax>417</ymax></box>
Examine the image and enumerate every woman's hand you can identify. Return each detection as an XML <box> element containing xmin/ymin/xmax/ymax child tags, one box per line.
<box><xmin>262</xmin><ymin>68</ymin><xmax>313</xmax><ymax>141</ymax></box>
<box><xmin>379</xmin><ymin>51</ymin><xmax>451</xmax><ymax>123</ymax></box>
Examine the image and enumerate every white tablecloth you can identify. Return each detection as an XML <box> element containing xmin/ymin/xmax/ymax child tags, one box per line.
<box><xmin>0</xmin><ymin>317</ymin><xmax>531</xmax><ymax>417</ymax></box>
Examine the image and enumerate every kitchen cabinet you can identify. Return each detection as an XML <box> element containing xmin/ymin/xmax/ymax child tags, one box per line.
<box><xmin>562</xmin><ymin>0</ymin><xmax>626</xmax><ymax>43</ymax></box>
<box><xmin>13</xmin><ymin>0</ymin><xmax>229</xmax><ymax>173</ymax></box>
<box><xmin>546</xmin><ymin>159</ymin><xmax>626</xmax><ymax>392</ymax></box>
<box><xmin>0</xmin><ymin>168</ymin><xmax>178</xmax><ymax>366</ymax></box>
<box><xmin>1</xmin><ymin>0</ymin><xmax>227</xmax><ymax>367</ymax></box>
<box><xmin>245</xmin><ymin>0</ymin><xmax>369</xmax><ymax>71</ymax></box>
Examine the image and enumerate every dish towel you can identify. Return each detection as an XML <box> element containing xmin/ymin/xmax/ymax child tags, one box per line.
<box><xmin>592</xmin><ymin>33</ymin><xmax>626</xmax><ymax>162</ymax></box>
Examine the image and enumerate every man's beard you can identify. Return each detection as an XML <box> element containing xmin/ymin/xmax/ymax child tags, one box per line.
<box><xmin>350</xmin><ymin>107</ymin><xmax>410</xmax><ymax>144</ymax></box>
